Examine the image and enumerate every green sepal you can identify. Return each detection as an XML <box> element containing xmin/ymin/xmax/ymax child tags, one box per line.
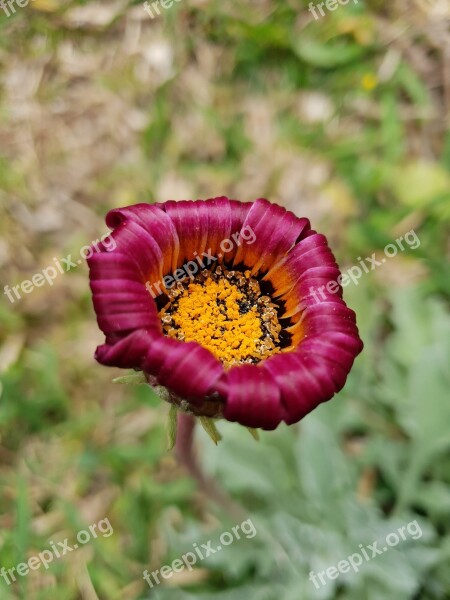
<box><xmin>112</xmin><ymin>372</ymin><xmax>146</xmax><ymax>385</ymax></box>
<box><xmin>246</xmin><ymin>427</ymin><xmax>260</xmax><ymax>441</ymax></box>
<box><xmin>167</xmin><ymin>404</ymin><xmax>178</xmax><ymax>451</ymax></box>
<box><xmin>199</xmin><ymin>417</ymin><xmax>222</xmax><ymax>445</ymax></box>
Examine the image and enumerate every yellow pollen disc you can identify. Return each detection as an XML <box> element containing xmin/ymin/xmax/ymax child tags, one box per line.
<box><xmin>159</xmin><ymin>271</ymin><xmax>282</xmax><ymax>368</ymax></box>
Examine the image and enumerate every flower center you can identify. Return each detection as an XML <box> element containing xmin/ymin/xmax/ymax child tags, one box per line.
<box><xmin>159</xmin><ymin>267</ymin><xmax>283</xmax><ymax>368</ymax></box>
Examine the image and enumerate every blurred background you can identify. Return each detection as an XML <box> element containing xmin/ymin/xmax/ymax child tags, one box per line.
<box><xmin>1</xmin><ymin>0</ymin><xmax>450</xmax><ymax>598</ymax></box>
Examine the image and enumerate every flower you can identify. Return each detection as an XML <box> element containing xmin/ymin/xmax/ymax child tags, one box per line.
<box><xmin>88</xmin><ymin>197</ymin><xmax>363</xmax><ymax>430</ymax></box>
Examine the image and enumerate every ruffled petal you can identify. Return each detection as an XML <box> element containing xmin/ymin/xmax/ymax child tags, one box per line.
<box><xmin>161</xmin><ymin>197</ymin><xmax>252</xmax><ymax>268</ymax></box>
<box><xmin>286</xmin><ymin>304</ymin><xmax>359</xmax><ymax>346</ymax></box>
<box><xmin>96</xmin><ymin>329</ymin><xmax>224</xmax><ymax>402</ymax></box>
<box><xmin>298</xmin><ymin>332</ymin><xmax>363</xmax><ymax>372</ymax></box>
<box><xmin>88</xmin><ymin>251</ymin><xmax>161</xmax><ymax>336</ymax></box>
<box><xmin>162</xmin><ymin>200</ymin><xmax>210</xmax><ymax>267</ymax></box>
<box><xmin>280</xmin><ymin>270</ymin><xmax>343</xmax><ymax>319</ymax></box>
<box><xmin>91</xmin><ymin>283</ymin><xmax>159</xmax><ymax>335</ymax></box>
<box><xmin>201</xmin><ymin>197</ymin><xmax>252</xmax><ymax>264</ymax></box>
<box><xmin>229</xmin><ymin>199</ymin><xmax>252</xmax><ymax>235</ymax></box>
<box><xmin>143</xmin><ymin>336</ymin><xmax>224</xmax><ymax>402</ymax></box>
<box><xmin>265</xmin><ymin>353</ymin><xmax>327</xmax><ymax>424</ymax></box>
<box><xmin>88</xmin><ymin>252</ymin><xmax>142</xmax><ymax>283</ymax></box>
<box><xmin>201</xmin><ymin>197</ymin><xmax>232</xmax><ymax>262</ymax></box>
<box><xmin>96</xmin><ymin>329</ymin><xmax>156</xmax><ymax>368</ymax></box>
<box><xmin>267</xmin><ymin>233</ymin><xmax>336</xmax><ymax>297</ymax></box>
<box><xmin>265</xmin><ymin>324</ymin><xmax>363</xmax><ymax>425</ymax></box>
<box><xmin>105</xmin><ymin>220</ymin><xmax>166</xmax><ymax>288</ymax></box>
<box><xmin>233</xmin><ymin>198</ymin><xmax>310</xmax><ymax>276</ymax></box>
<box><xmin>299</xmin><ymin>303</ymin><xmax>359</xmax><ymax>336</ymax></box>
<box><xmin>106</xmin><ymin>203</ymin><xmax>180</xmax><ymax>274</ymax></box>
<box><xmin>221</xmin><ymin>364</ymin><xmax>285</xmax><ymax>430</ymax></box>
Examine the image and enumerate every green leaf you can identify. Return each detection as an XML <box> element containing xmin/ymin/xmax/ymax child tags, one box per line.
<box><xmin>389</xmin><ymin>160</ymin><xmax>450</xmax><ymax>211</ymax></box>
<box><xmin>293</xmin><ymin>37</ymin><xmax>365</xmax><ymax>67</ymax></box>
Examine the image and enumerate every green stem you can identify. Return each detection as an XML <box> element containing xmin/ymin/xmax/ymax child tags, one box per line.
<box><xmin>174</xmin><ymin>412</ymin><xmax>243</xmax><ymax>519</ymax></box>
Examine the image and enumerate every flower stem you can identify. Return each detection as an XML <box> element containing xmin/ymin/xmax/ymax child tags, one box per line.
<box><xmin>174</xmin><ymin>412</ymin><xmax>243</xmax><ymax>519</ymax></box>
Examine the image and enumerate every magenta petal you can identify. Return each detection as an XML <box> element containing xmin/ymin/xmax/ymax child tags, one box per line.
<box><xmin>88</xmin><ymin>252</ymin><xmax>142</xmax><ymax>283</ymax></box>
<box><xmin>289</xmin><ymin>246</ymin><xmax>338</xmax><ymax>273</ymax></box>
<box><xmin>282</xmin><ymin>274</ymin><xmax>345</xmax><ymax>319</ymax></box>
<box><xmin>301</xmin><ymin>303</ymin><xmax>360</xmax><ymax>336</ymax></box>
<box><xmin>297</xmin><ymin>332</ymin><xmax>363</xmax><ymax>371</ymax></box>
<box><xmin>264</xmin><ymin>353</ymin><xmax>325</xmax><ymax>424</ymax></box>
<box><xmin>143</xmin><ymin>337</ymin><xmax>224</xmax><ymax>402</ymax></box>
<box><xmin>106</xmin><ymin>220</ymin><xmax>165</xmax><ymax>286</ymax></box>
<box><xmin>162</xmin><ymin>200</ymin><xmax>210</xmax><ymax>266</ymax></box>
<box><xmin>90</xmin><ymin>279</ymin><xmax>145</xmax><ymax>295</ymax></box>
<box><xmin>89</xmin><ymin>252</ymin><xmax>161</xmax><ymax>335</ymax></box>
<box><xmin>268</xmin><ymin>232</ymin><xmax>334</xmax><ymax>278</ymax></box>
<box><xmin>96</xmin><ymin>329</ymin><xmax>224</xmax><ymax>401</ymax></box>
<box><xmin>93</xmin><ymin>288</ymin><xmax>161</xmax><ymax>335</ymax></box>
<box><xmin>272</xmin><ymin>265</ymin><xmax>340</xmax><ymax>299</ymax></box>
<box><xmin>222</xmin><ymin>364</ymin><xmax>285</xmax><ymax>430</ymax></box>
<box><xmin>283</xmin><ymin>236</ymin><xmax>338</xmax><ymax>279</ymax></box>
<box><xmin>233</xmin><ymin>198</ymin><xmax>310</xmax><ymax>275</ymax></box>
<box><xmin>161</xmin><ymin>197</ymin><xmax>252</xmax><ymax>267</ymax></box>
<box><xmin>295</xmin><ymin>266</ymin><xmax>343</xmax><ymax>291</ymax></box>
<box><xmin>203</xmin><ymin>197</ymin><xmax>232</xmax><ymax>260</ymax></box>
<box><xmin>201</xmin><ymin>197</ymin><xmax>251</xmax><ymax>263</ymax></box>
<box><xmin>266</xmin><ymin>302</ymin><xmax>363</xmax><ymax>424</ymax></box>
<box><xmin>265</xmin><ymin>352</ymin><xmax>347</xmax><ymax>425</ymax></box>
<box><xmin>95</xmin><ymin>329</ymin><xmax>157</xmax><ymax>369</ymax></box>
<box><xmin>301</xmin><ymin>343</ymin><xmax>350</xmax><ymax>389</ymax></box>
<box><xmin>295</xmin><ymin>271</ymin><xmax>343</xmax><ymax>301</ymax></box>
<box><xmin>267</xmin><ymin>233</ymin><xmax>337</xmax><ymax>299</ymax></box>
<box><xmin>106</xmin><ymin>203</ymin><xmax>180</xmax><ymax>274</ymax></box>
<box><xmin>229</xmin><ymin>199</ymin><xmax>252</xmax><ymax>234</ymax></box>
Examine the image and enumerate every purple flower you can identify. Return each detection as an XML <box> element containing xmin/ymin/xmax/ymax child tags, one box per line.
<box><xmin>88</xmin><ymin>197</ymin><xmax>363</xmax><ymax>430</ymax></box>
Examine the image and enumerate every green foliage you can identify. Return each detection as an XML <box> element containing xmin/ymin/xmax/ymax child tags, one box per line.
<box><xmin>0</xmin><ymin>0</ymin><xmax>449</xmax><ymax>598</ymax></box>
